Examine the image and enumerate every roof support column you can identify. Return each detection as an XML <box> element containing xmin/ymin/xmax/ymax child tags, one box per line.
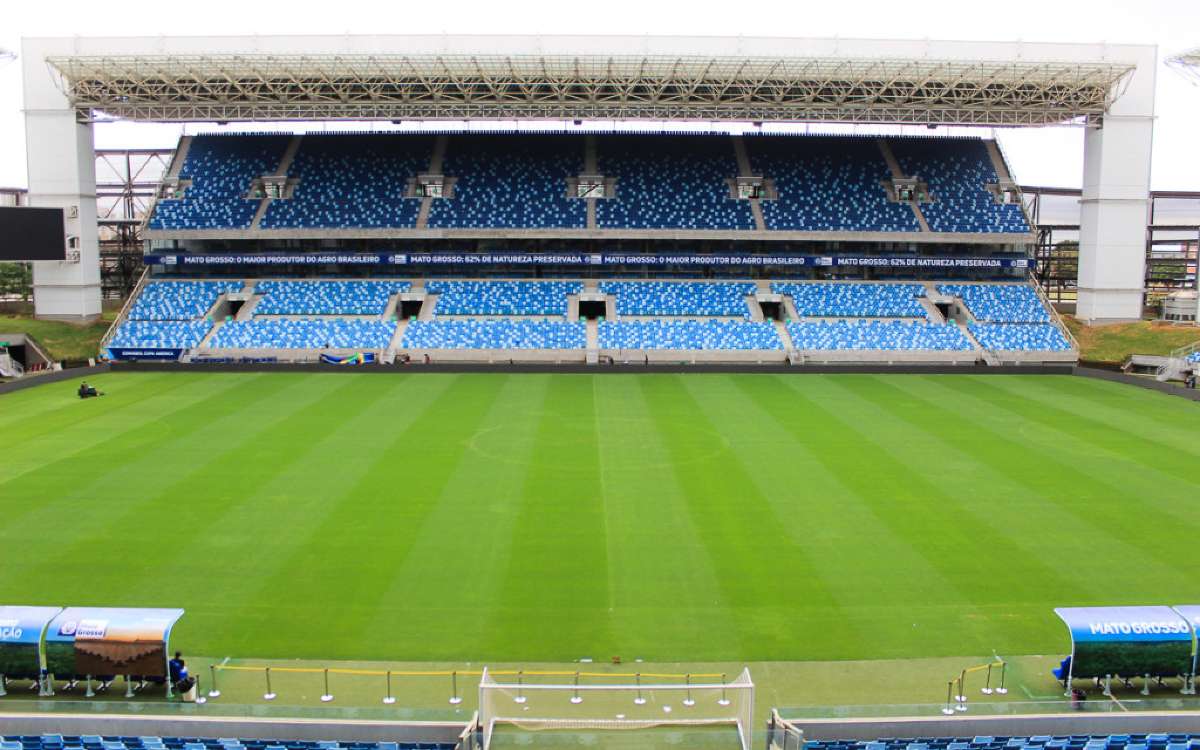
<box><xmin>1076</xmin><ymin>46</ymin><xmax>1156</xmax><ymax>324</ymax></box>
<box><xmin>22</xmin><ymin>38</ymin><xmax>102</xmax><ymax>322</ymax></box>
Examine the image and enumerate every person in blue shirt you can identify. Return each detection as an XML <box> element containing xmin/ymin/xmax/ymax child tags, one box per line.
<box><xmin>168</xmin><ymin>652</ymin><xmax>188</xmax><ymax>684</ymax></box>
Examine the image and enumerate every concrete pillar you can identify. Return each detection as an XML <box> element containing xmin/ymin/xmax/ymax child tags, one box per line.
<box><xmin>1076</xmin><ymin>46</ymin><xmax>1156</xmax><ymax>324</ymax></box>
<box><xmin>22</xmin><ymin>38</ymin><xmax>102</xmax><ymax>321</ymax></box>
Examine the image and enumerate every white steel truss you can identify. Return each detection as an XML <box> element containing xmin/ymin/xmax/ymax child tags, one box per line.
<box><xmin>1167</xmin><ymin>48</ymin><xmax>1200</xmax><ymax>86</ymax></box>
<box><xmin>45</xmin><ymin>53</ymin><xmax>1134</xmax><ymax>126</ymax></box>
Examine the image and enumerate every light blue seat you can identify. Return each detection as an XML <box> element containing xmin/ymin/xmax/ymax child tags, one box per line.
<box><xmin>598</xmin><ymin>320</ymin><xmax>782</xmax><ymax>350</ymax></box>
<box><xmin>599</xmin><ymin>281</ymin><xmax>756</xmax><ymax>318</ymax></box>
<box><xmin>427</xmin><ymin>281</ymin><xmax>582</xmax><ymax>316</ymax></box>
<box><xmin>401</xmin><ymin>320</ymin><xmax>585</xmax><ymax>350</ymax></box>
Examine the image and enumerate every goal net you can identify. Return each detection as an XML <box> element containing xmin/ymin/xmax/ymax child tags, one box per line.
<box><xmin>477</xmin><ymin>668</ymin><xmax>755</xmax><ymax>750</ymax></box>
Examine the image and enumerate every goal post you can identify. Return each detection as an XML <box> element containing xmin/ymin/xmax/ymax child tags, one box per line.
<box><xmin>477</xmin><ymin>667</ymin><xmax>755</xmax><ymax>750</ymax></box>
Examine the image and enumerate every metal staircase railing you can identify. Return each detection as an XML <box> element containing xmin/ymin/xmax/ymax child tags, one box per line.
<box><xmin>1156</xmin><ymin>340</ymin><xmax>1200</xmax><ymax>381</ymax></box>
<box><xmin>1030</xmin><ymin>272</ymin><xmax>1080</xmax><ymax>353</ymax></box>
<box><xmin>99</xmin><ymin>265</ymin><xmax>151</xmax><ymax>353</ymax></box>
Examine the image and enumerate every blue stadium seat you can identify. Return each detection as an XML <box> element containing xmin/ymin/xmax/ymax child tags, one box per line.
<box><xmin>427</xmin><ymin>281</ymin><xmax>582</xmax><ymax>316</ymax></box>
<box><xmin>149</xmin><ymin>136</ymin><xmax>290</xmax><ymax>230</ymax></box>
<box><xmin>938</xmin><ymin>284</ymin><xmax>1050</xmax><ymax>323</ymax></box>
<box><xmin>969</xmin><ymin>323</ymin><xmax>1072</xmax><ymax>352</ymax></box>
<box><xmin>209</xmin><ymin>319</ymin><xmax>396</xmax><ymax>349</ymax></box>
<box><xmin>108</xmin><ymin>321</ymin><xmax>213</xmax><ymax>350</ymax></box>
<box><xmin>254</xmin><ymin>281</ymin><xmax>411</xmax><ymax>315</ymax></box>
<box><xmin>127</xmin><ymin>281</ymin><xmax>244</xmax><ymax>321</ymax></box>
<box><xmin>772</xmin><ymin>283</ymin><xmax>927</xmax><ymax>318</ymax></box>
<box><xmin>787</xmin><ymin>321</ymin><xmax>971</xmax><ymax>351</ymax></box>
<box><xmin>599</xmin><ymin>281</ymin><xmax>756</xmax><ymax>317</ymax></box>
<box><xmin>598</xmin><ymin>320</ymin><xmax>782</xmax><ymax>350</ymax></box>
<box><xmin>402</xmin><ymin>320</ymin><xmax>586</xmax><ymax>349</ymax></box>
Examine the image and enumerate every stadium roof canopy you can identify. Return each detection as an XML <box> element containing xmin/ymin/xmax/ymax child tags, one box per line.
<box><xmin>38</xmin><ymin>34</ymin><xmax>1138</xmax><ymax>126</ymax></box>
<box><xmin>1166</xmin><ymin>47</ymin><xmax>1200</xmax><ymax>86</ymax></box>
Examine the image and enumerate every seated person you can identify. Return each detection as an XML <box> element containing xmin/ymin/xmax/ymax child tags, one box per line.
<box><xmin>168</xmin><ymin>651</ymin><xmax>194</xmax><ymax>693</ymax></box>
<box><xmin>77</xmin><ymin>382</ymin><xmax>101</xmax><ymax>398</ymax></box>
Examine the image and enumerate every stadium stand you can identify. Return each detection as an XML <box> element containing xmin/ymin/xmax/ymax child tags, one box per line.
<box><xmin>0</xmin><ymin>737</ymin><xmax>454</xmax><ymax>750</ymax></box>
<box><xmin>746</xmin><ymin>136</ymin><xmax>920</xmax><ymax>233</ymax></box>
<box><xmin>772</xmin><ymin>282</ymin><xmax>928</xmax><ymax>318</ymax></box>
<box><xmin>599</xmin><ymin>320</ymin><xmax>782</xmax><ymax>350</ymax></box>
<box><xmin>261</xmin><ymin>134</ymin><xmax>432</xmax><ymax>229</ymax></box>
<box><xmin>108</xmin><ymin>321</ymin><xmax>213</xmax><ymax>349</ymax></box>
<box><xmin>599</xmin><ymin>281</ymin><xmax>756</xmax><ymax>317</ymax></box>
<box><xmin>402</xmin><ymin>319</ymin><xmax>586</xmax><ymax>349</ymax></box>
<box><xmin>149</xmin><ymin>136</ymin><xmax>290</xmax><ymax>230</ymax></box>
<box><xmin>208</xmin><ymin>319</ymin><xmax>396</xmax><ymax>349</ymax></box>
<box><xmin>426</xmin><ymin>281</ymin><xmax>582</xmax><ymax>316</ymax></box>
<box><xmin>254</xmin><ymin>281</ymin><xmax>411</xmax><ymax>316</ymax></box>
<box><xmin>595</xmin><ymin>135</ymin><xmax>754</xmax><ymax>230</ymax></box>
<box><xmin>970</xmin><ymin>322</ymin><xmax>1074</xmax><ymax>352</ymax></box>
<box><xmin>892</xmin><ymin>137</ymin><xmax>1030</xmax><ymax>234</ymax></box>
<box><xmin>127</xmin><ymin>281</ymin><xmax>243</xmax><ymax>321</ymax></box>
<box><xmin>797</xmin><ymin>734</ymin><xmax>1199</xmax><ymax>750</ymax></box>
<box><xmin>427</xmin><ymin>135</ymin><xmax>586</xmax><ymax>229</ymax></box>
<box><xmin>787</xmin><ymin>320</ymin><xmax>972</xmax><ymax>351</ymax></box>
<box><xmin>938</xmin><ymin>284</ymin><xmax>1051</xmax><ymax>323</ymax></box>
<box><xmin>1189</xmin><ymin>352</ymin><xmax>1200</xmax><ymax>363</ymax></box>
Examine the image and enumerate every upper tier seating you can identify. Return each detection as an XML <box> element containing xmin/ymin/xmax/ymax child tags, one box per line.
<box><xmin>800</xmin><ymin>733</ymin><xmax>1200</xmax><ymax>750</ymax></box>
<box><xmin>599</xmin><ymin>281</ymin><xmax>756</xmax><ymax>318</ymax></box>
<box><xmin>595</xmin><ymin>135</ymin><xmax>754</xmax><ymax>230</ymax></box>
<box><xmin>892</xmin><ymin>137</ymin><xmax>1030</xmax><ymax>234</ymax></box>
<box><xmin>427</xmin><ymin>280</ymin><xmax>583</xmax><ymax>316</ymax></box>
<box><xmin>939</xmin><ymin>284</ymin><xmax>1050</xmax><ymax>323</ymax></box>
<box><xmin>108</xmin><ymin>321</ymin><xmax>212</xmax><ymax>349</ymax></box>
<box><xmin>787</xmin><ymin>320</ymin><xmax>972</xmax><ymax>351</ymax></box>
<box><xmin>746</xmin><ymin>136</ymin><xmax>920</xmax><ymax>233</ymax></box>
<box><xmin>970</xmin><ymin>322</ymin><xmax>1073</xmax><ymax>352</ymax></box>
<box><xmin>599</xmin><ymin>320</ymin><xmax>782</xmax><ymax>350</ymax></box>
<box><xmin>254</xmin><ymin>280</ymin><xmax>411</xmax><ymax>315</ymax></box>
<box><xmin>127</xmin><ymin>281</ymin><xmax>244</xmax><ymax>321</ymax></box>
<box><xmin>402</xmin><ymin>320</ymin><xmax>586</xmax><ymax>349</ymax></box>
<box><xmin>261</xmin><ymin>134</ymin><xmax>432</xmax><ymax>229</ymax></box>
<box><xmin>428</xmin><ymin>135</ymin><xmax>586</xmax><ymax>229</ymax></box>
<box><xmin>209</xmin><ymin>319</ymin><xmax>396</xmax><ymax>349</ymax></box>
<box><xmin>0</xmin><ymin>735</ymin><xmax>454</xmax><ymax>750</ymax></box>
<box><xmin>149</xmin><ymin>136</ymin><xmax>290</xmax><ymax>230</ymax></box>
<box><xmin>772</xmin><ymin>282</ymin><xmax>927</xmax><ymax>318</ymax></box>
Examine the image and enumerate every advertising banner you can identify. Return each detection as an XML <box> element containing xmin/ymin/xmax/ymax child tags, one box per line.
<box><xmin>45</xmin><ymin>607</ymin><xmax>184</xmax><ymax>678</ymax></box>
<box><xmin>320</xmin><ymin>352</ymin><xmax>377</xmax><ymax>365</ymax></box>
<box><xmin>106</xmin><ymin>348</ymin><xmax>184</xmax><ymax>361</ymax></box>
<box><xmin>0</xmin><ymin>606</ymin><xmax>62</xmax><ymax>678</ymax></box>
<box><xmin>1055</xmin><ymin>606</ymin><xmax>1193</xmax><ymax>679</ymax></box>
<box><xmin>144</xmin><ymin>252</ymin><xmax>1034</xmax><ymax>270</ymax></box>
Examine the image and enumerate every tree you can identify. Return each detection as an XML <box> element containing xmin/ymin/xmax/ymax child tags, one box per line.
<box><xmin>0</xmin><ymin>262</ymin><xmax>33</xmax><ymax>302</ymax></box>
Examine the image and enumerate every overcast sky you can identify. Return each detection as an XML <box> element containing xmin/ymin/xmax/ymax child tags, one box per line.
<box><xmin>2</xmin><ymin>0</ymin><xmax>1199</xmax><ymax>191</ymax></box>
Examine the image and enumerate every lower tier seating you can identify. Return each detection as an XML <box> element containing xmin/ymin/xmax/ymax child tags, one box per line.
<box><xmin>108</xmin><ymin>321</ymin><xmax>213</xmax><ymax>349</ymax></box>
<box><xmin>970</xmin><ymin>323</ymin><xmax>1073</xmax><ymax>351</ymax></box>
<box><xmin>599</xmin><ymin>320</ymin><xmax>782</xmax><ymax>350</ymax></box>
<box><xmin>787</xmin><ymin>321</ymin><xmax>972</xmax><ymax>351</ymax></box>
<box><xmin>208</xmin><ymin>319</ymin><xmax>396</xmax><ymax>349</ymax></box>
<box><xmin>800</xmin><ymin>734</ymin><xmax>1200</xmax><ymax>750</ymax></box>
<box><xmin>1</xmin><ymin>736</ymin><xmax>453</xmax><ymax>750</ymax></box>
<box><xmin>402</xmin><ymin>320</ymin><xmax>586</xmax><ymax>349</ymax></box>
<box><xmin>1187</xmin><ymin>351</ymin><xmax>1200</xmax><ymax>363</ymax></box>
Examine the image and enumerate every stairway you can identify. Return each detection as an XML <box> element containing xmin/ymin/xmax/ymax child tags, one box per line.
<box><xmin>389</xmin><ymin>319</ymin><xmax>410</xmax><ymax>352</ymax></box>
<box><xmin>877</xmin><ymin>138</ymin><xmax>930</xmax><ymax>232</ymax></box>
<box><xmin>586</xmin><ymin>319</ymin><xmax>600</xmax><ymax>364</ymax></box>
<box><xmin>416</xmin><ymin>135</ymin><xmax>450</xmax><ymax>229</ymax></box>
<box><xmin>732</xmin><ymin>136</ymin><xmax>766</xmax><ymax>230</ymax></box>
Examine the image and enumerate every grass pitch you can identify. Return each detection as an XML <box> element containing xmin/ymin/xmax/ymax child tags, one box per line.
<box><xmin>1</xmin><ymin>372</ymin><xmax>1198</xmax><ymax>666</ymax></box>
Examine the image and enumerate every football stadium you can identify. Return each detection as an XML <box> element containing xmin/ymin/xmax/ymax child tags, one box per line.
<box><xmin>2</xmin><ymin>20</ymin><xmax>1200</xmax><ymax>750</ymax></box>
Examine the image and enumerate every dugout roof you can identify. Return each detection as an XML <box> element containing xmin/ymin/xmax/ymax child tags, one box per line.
<box><xmin>39</xmin><ymin>34</ymin><xmax>1137</xmax><ymax>126</ymax></box>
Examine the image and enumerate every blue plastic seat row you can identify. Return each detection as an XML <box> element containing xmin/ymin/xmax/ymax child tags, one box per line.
<box><xmin>208</xmin><ymin>319</ymin><xmax>396</xmax><ymax>349</ymax></box>
<box><xmin>970</xmin><ymin>322</ymin><xmax>1073</xmax><ymax>352</ymax></box>
<box><xmin>938</xmin><ymin>284</ymin><xmax>1050</xmax><ymax>323</ymax></box>
<box><xmin>598</xmin><ymin>320</ymin><xmax>782</xmax><ymax>350</ymax></box>
<box><xmin>799</xmin><ymin>735</ymin><xmax>1200</xmax><ymax>750</ymax></box>
<box><xmin>599</xmin><ymin>281</ymin><xmax>756</xmax><ymax>317</ymax></box>
<box><xmin>108</xmin><ymin>320</ymin><xmax>212</xmax><ymax>350</ymax></box>
<box><xmin>254</xmin><ymin>280</ymin><xmax>411</xmax><ymax>315</ymax></box>
<box><xmin>401</xmin><ymin>319</ymin><xmax>586</xmax><ymax>349</ymax></box>
<box><xmin>128</xmin><ymin>281</ymin><xmax>244</xmax><ymax>321</ymax></box>
<box><xmin>772</xmin><ymin>282</ymin><xmax>927</xmax><ymax>318</ymax></box>
<box><xmin>787</xmin><ymin>320</ymin><xmax>972</xmax><ymax>351</ymax></box>
<box><xmin>427</xmin><ymin>280</ymin><xmax>583</xmax><ymax>315</ymax></box>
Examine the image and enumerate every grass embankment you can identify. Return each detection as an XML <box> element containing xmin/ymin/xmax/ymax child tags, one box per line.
<box><xmin>0</xmin><ymin>311</ymin><xmax>115</xmax><ymax>361</ymax></box>
<box><xmin>1063</xmin><ymin>317</ymin><xmax>1200</xmax><ymax>365</ymax></box>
